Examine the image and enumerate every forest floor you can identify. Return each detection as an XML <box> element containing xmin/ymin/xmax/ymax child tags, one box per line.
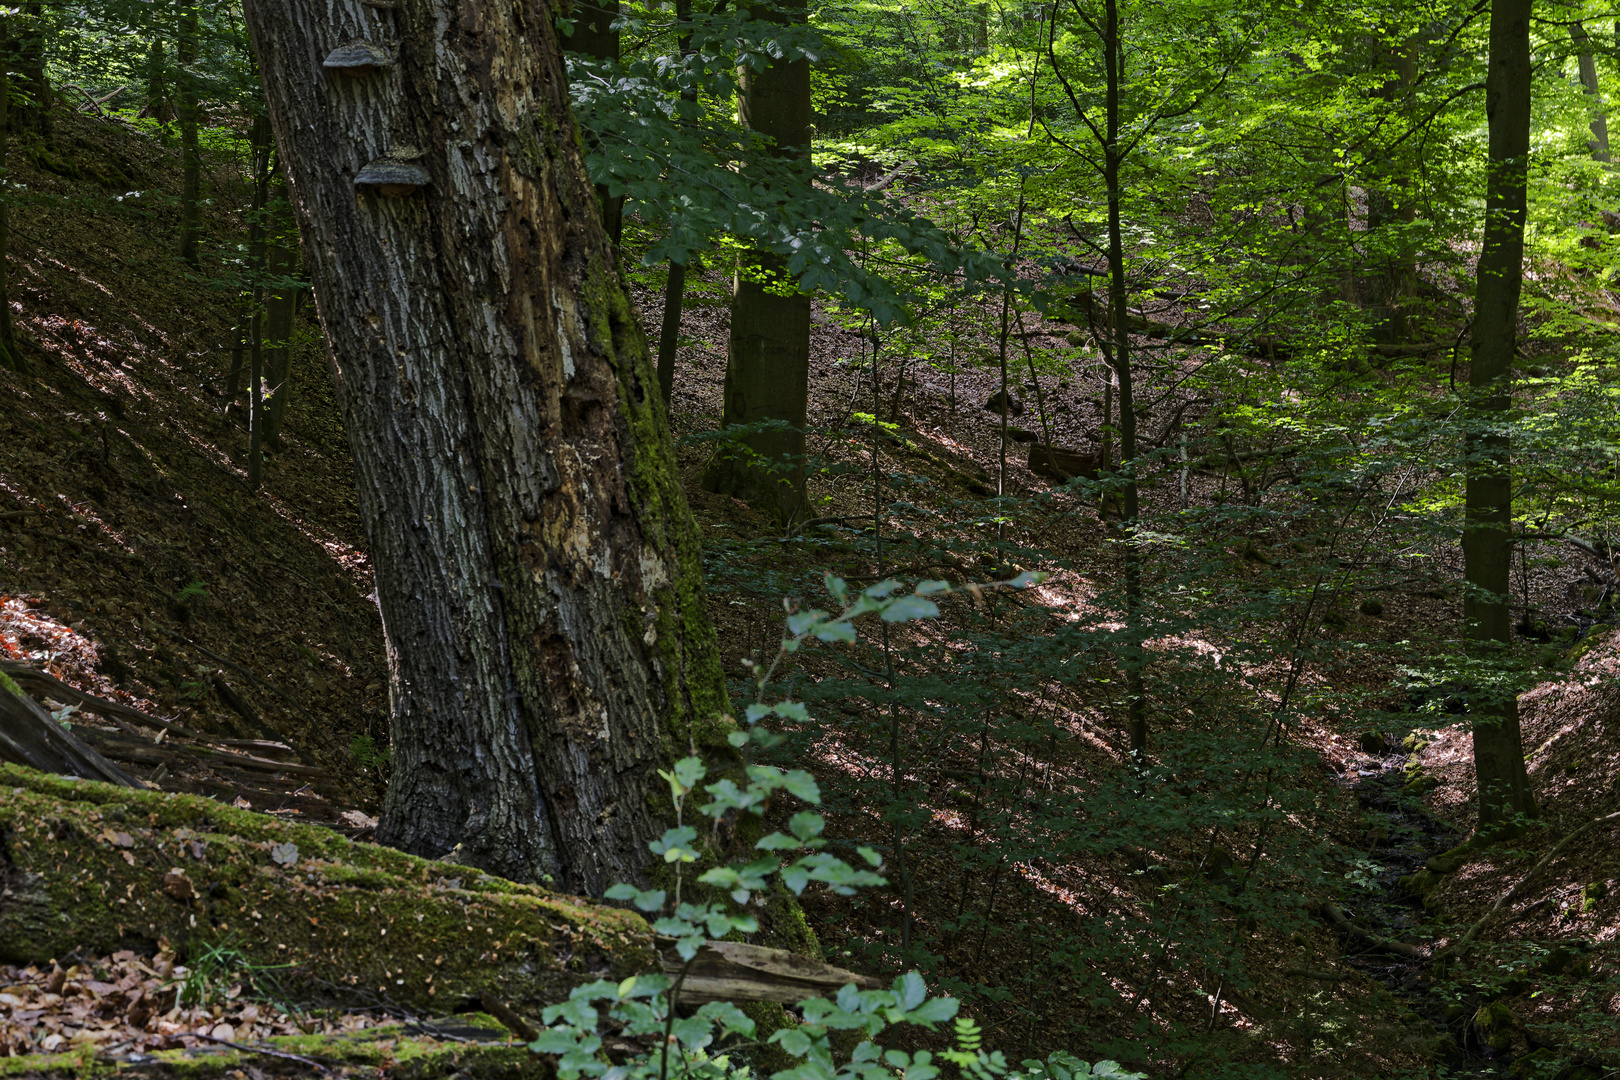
<box><xmin>3</xmin><ymin>107</ymin><xmax>1619</xmax><ymax>1079</ymax></box>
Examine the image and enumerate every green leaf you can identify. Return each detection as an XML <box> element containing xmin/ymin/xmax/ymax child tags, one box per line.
<box><xmin>881</xmin><ymin>595</ymin><xmax>940</xmax><ymax>622</ymax></box>
<box><xmin>814</xmin><ymin>621</ymin><xmax>857</xmax><ymax>643</ymax></box>
<box><xmin>914</xmin><ymin>579</ymin><xmax>951</xmax><ymax>595</ymax></box>
<box><xmin>782</xmin><ymin>771</ymin><xmax>821</xmax><ymax>803</ymax></box>
<box><xmin>896</xmin><ymin>970</ymin><xmax>927</xmax><ymax>1011</ymax></box>
<box><xmin>907</xmin><ymin>997</ymin><xmax>959</xmax><ymax>1025</ymax></box>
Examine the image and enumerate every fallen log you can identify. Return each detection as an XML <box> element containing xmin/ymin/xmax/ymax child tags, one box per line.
<box><xmin>0</xmin><ymin>764</ymin><xmax>878</xmax><ymax>1024</ymax></box>
<box><xmin>1320</xmin><ymin>901</ymin><xmax>1427</xmax><ymax>959</ymax></box>
<box><xmin>665</xmin><ymin>939</ymin><xmax>882</xmax><ymax>1005</ymax></box>
<box><xmin>0</xmin><ymin>670</ymin><xmax>138</xmax><ymax>787</ymax></box>
<box><xmin>6</xmin><ymin>1014</ymin><xmax>547</xmax><ymax>1079</ymax></box>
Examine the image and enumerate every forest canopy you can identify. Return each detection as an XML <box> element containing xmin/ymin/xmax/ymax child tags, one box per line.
<box><xmin>2</xmin><ymin>0</ymin><xmax>1620</xmax><ymax>1077</ymax></box>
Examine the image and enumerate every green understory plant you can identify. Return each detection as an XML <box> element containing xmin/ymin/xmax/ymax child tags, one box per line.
<box><xmin>526</xmin><ymin>574</ymin><xmax>1140</xmax><ymax>1080</ymax></box>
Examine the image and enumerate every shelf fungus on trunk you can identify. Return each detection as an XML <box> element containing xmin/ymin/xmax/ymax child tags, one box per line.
<box><xmin>322</xmin><ymin>40</ymin><xmax>392</xmax><ymax>78</ymax></box>
<box><xmin>355</xmin><ymin>149</ymin><xmax>429</xmax><ymax>197</ymax></box>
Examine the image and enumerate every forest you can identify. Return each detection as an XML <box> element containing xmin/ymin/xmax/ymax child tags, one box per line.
<box><xmin>0</xmin><ymin>0</ymin><xmax>1619</xmax><ymax>1076</ymax></box>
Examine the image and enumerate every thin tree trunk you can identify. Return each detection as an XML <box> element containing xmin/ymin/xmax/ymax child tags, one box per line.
<box><xmin>1465</xmin><ymin>0</ymin><xmax>1535</xmax><ymax>833</ymax></box>
<box><xmin>247</xmin><ymin>291</ymin><xmax>265</xmax><ymax>488</ymax></box>
<box><xmin>262</xmin><ymin>166</ymin><xmax>299</xmax><ymax>447</ymax></box>
<box><xmin>176</xmin><ymin>3</ymin><xmax>202</xmax><ymax>268</ymax></box>
<box><xmin>568</xmin><ymin>0</ymin><xmax>623</xmax><ymax>249</ymax></box>
<box><xmin>654</xmin><ymin>0</ymin><xmax>697</xmax><ymax>407</ymax></box>
<box><xmin>1570</xmin><ymin>22</ymin><xmax>1611</xmax><ymax>163</ymax></box>
<box><xmin>0</xmin><ymin>19</ymin><xmax>22</xmax><ymax>374</ymax></box>
<box><xmin>1096</xmin><ymin>0</ymin><xmax>1147</xmax><ymax>758</ymax></box>
<box><xmin>13</xmin><ymin>3</ymin><xmax>47</xmax><ymax>136</ymax></box>
<box><xmin>243</xmin><ymin>0</ymin><xmax>731</xmax><ymax>895</ymax></box>
<box><xmin>703</xmin><ymin>0</ymin><xmax>813</xmax><ymax>523</ymax></box>
<box><xmin>144</xmin><ymin>39</ymin><xmax>172</xmax><ymax>125</ymax></box>
<box><xmin>656</xmin><ymin>259</ymin><xmax>685</xmax><ymax>405</ymax></box>
<box><xmin>1364</xmin><ymin>33</ymin><xmax>1418</xmax><ymax>345</ymax></box>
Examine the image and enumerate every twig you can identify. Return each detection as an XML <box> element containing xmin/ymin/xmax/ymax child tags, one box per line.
<box><xmin>791</xmin><ymin>513</ymin><xmax>875</xmax><ymax>535</ymax></box>
<box><xmin>478</xmin><ymin>991</ymin><xmax>538</xmax><ymax>1042</ymax></box>
<box><xmin>187</xmin><ymin>1031</ymin><xmax>329</xmax><ymax>1071</ymax></box>
<box><xmin>1442</xmin><ymin>811</ymin><xmax>1620</xmax><ymax>961</ymax></box>
<box><xmin>1320</xmin><ymin>902</ymin><xmax>1427</xmax><ymax>959</ymax></box>
<box><xmin>162</xmin><ymin>631</ymin><xmax>330</xmax><ymax>746</ymax></box>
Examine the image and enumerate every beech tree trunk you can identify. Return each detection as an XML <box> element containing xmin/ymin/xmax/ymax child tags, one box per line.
<box><xmin>567</xmin><ymin>0</ymin><xmax>624</xmax><ymax>250</ymax></box>
<box><xmin>0</xmin><ymin>20</ymin><xmax>21</xmax><ymax>374</ymax></box>
<box><xmin>242</xmin><ymin>0</ymin><xmax>731</xmax><ymax>896</ymax></box>
<box><xmin>262</xmin><ymin>166</ymin><xmax>299</xmax><ymax>448</ymax></box>
<box><xmin>176</xmin><ymin>3</ymin><xmax>202</xmax><ymax>268</ymax></box>
<box><xmin>655</xmin><ymin>0</ymin><xmax>698</xmax><ymax>408</ymax></box>
<box><xmin>1465</xmin><ymin>0</ymin><xmax>1535</xmax><ymax>833</ymax></box>
<box><xmin>143</xmin><ymin>39</ymin><xmax>172</xmax><ymax>125</ymax></box>
<box><xmin>11</xmin><ymin>2</ymin><xmax>47</xmax><ymax>137</ymax></box>
<box><xmin>1570</xmin><ymin>22</ymin><xmax>1611</xmax><ymax>164</ymax></box>
<box><xmin>704</xmin><ymin>0</ymin><xmax>812</xmax><ymax>523</ymax></box>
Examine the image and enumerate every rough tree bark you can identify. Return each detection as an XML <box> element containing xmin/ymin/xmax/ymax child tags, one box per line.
<box><xmin>702</xmin><ymin>0</ymin><xmax>813</xmax><ymax>523</ymax></box>
<box><xmin>1465</xmin><ymin>0</ymin><xmax>1535</xmax><ymax>833</ymax></box>
<box><xmin>242</xmin><ymin>0</ymin><xmax>731</xmax><ymax>896</ymax></box>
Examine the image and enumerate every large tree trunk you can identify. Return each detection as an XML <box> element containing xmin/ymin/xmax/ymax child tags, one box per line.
<box><xmin>703</xmin><ymin>0</ymin><xmax>813</xmax><ymax>523</ymax></box>
<box><xmin>1465</xmin><ymin>0</ymin><xmax>1535</xmax><ymax>833</ymax></box>
<box><xmin>241</xmin><ymin>0</ymin><xmax>731</xmax><ymax>897</ymax></box>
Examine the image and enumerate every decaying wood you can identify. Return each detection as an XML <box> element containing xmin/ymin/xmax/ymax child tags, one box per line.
<box><xmin>21</xmin><ymin>1015</ymin><xmax>547</xmax><ymax>1078</ymax></box>
<box><xmin>662</xmin><ymin>939</ymin><xmax>882</xmax><ymax>1005</ymax></box>
<box><xmin>0</xmin><ymin>765</ymin><xmax>880</xmax><ymax>1022</ymax></box>
<box><xmin>0</xmin><ymin>670</ymin><xmax>138</xmax><ymax>787</ymax></box>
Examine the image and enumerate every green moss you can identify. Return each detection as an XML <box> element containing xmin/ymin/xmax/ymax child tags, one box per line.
<box><xmin>1425</xmin><ymin>833</ymin><xmax>1496</xmax><ymax>874</ymax></box>
<box><xmin>1566</xmin><ymin>626</ymin><xmax>1614</xmax><ymax>665</ymax></box>
<box><xmin>1398</xmin><ymin>869</ymin><xmax>1442</xmax><ymax>903</ymax></box>
<box><xmin>0</xmin><ymin>763</ymin><xmax>656</xmax><ymax>1017</ymax></box>
<box><xmin>0</xmin><ymin>1019</ymin><xmax>550</xmax><ymax>1078</ymax></box>
<box><xmin>1473</xmin><ymin>1001</ymin><xmax>1517</xmax><ymax>1053</ymax></box>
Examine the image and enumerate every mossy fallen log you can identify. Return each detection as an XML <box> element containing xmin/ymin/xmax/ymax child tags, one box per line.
<box><xmin>0</xmin><ymin>764</ymin><xmax>880</xmax><ymax>1029</ymax></box>
<box><xmin>0</xmin><ymin>764</ymin><xmax>654</xmax><ymax>1019</ymax></box>
<box><xmin>0</xmin><ymin>1014</ymin><xmax>548</xmax><ymax>1078</ymax></box>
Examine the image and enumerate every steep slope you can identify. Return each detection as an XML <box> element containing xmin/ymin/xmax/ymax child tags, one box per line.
<box><xmin>0</xmin><ymin>109</ymin><xmax>386</xmax><ymax>808</ymax></box>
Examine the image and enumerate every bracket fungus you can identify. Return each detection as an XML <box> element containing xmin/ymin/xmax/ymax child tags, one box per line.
<box><xmin>356</xmin><ymin>149</ymin><xmax>431</xmax><ymax>197</ymax></box>
<box><xmin>323</xmin><ymin>40</ymin><xmax>392</xmax><ymax>77</ymax></box>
